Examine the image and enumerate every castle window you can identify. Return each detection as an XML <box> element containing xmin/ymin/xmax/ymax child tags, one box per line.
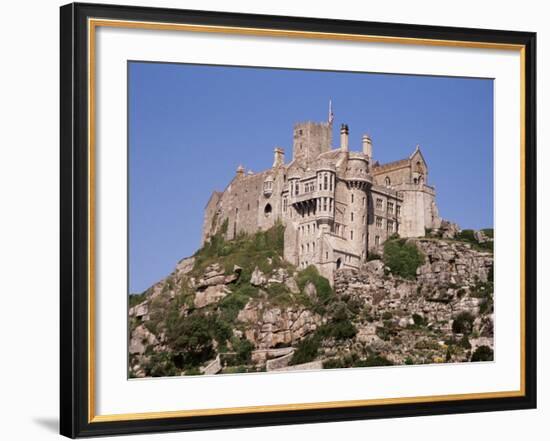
<box><xmin>313</xmin><ymin>242</ymin><xmax>316</xmax><ymax>252</ymax></box>
<box><xmin>376</xmin><ymin>216</ymin><xmax>383</xmax><ymax>228</ymax></box>
<box><xmin>330</xmin><ymin>174</ymin><xmax>333</xmax><ymax>191</ymax></box>
<box><xmin>387</xmin><ymin>220</ymin><xmax>394</xmax><ymax>233</ymax></box>
<box><xmin>396</xmin><ymin>205</ymin><xmax>401</xmax><ymax>217</ymax></box>
<box><xmin>385</xmin><ymin>176</ymin><xmax>391</xmax><ymax>187</ymax></box>
<box><xmin>387</xmin><ymin>202</ymin><xmax>394</xmax><ymax>214</ymax></box>
<box><xmin>363</xmin><ymin>197</ymin><xmax>366</xmax><ymax>207</ymax></box>
<box><xmin>283</xmin><ymin>198</ymin><xmax>288</xmax><ymax>212</ymax></box>
<box><xmin>299</xmin><ymin>129</ymin><xmax>303</xmax><ymax>135</ymax></box>
<box><xmin>376</xmin><ymin>198</ymin><xmax>383</xmax><ymax>209</ymax></box>
<box><xmin>307</xmin><ymin>243</ymin><xmax>310</xmax><ymax>252</ymax></box>
<box><xmin>350</xmin><ymin>230</ymin><xmax>354</xmax><ymax>240</ymax></box>
<box><xmin>324</xmin><ymin>174</ymin><xmax>328</xmax><ymax>190</ymax></box>
<box><xmin>301</xmin><ymin>245</ymin><xmax>304</xmax><ymax>253</ymax></box>
<box><xmin>375</xmin><ymin>235</ymin><xmax>380</xmax><ymax>246</ymax></box>
<box><xmin>323</xmin><ymin>198</ymin><xmax>327</xmax><ymax>211</ymax></box>
<box><xmin>247</xmin><ymin>203</ymin><xmax>250</xmax><ymax>211</ymax></box>
<box><xmin>307</xmin><ymin>224</ymin><xmax>310</xmax><ymax>234</ymax></box>
<box><xmin>264</xmin><ymin>203</ymin><xmax>272</xmax><ymax>216</ymax></box>
<box><xmin>326</xmin><ymin>252</ymin><xmax>329</xmax><ymax>260</ymax></box>
<box><xmin>351</xmin><ymin>212</ymin><xmax>354</xmax><ymax>222</ymax></box>
<box><xmin>362</xmin><ymin>214</ymin><xmax>365</xmax><ymax>224</ymax></box>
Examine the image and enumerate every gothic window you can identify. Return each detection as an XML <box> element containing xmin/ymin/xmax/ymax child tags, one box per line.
<box><xmin>387</xmin><ymin>202</ymin><xmax>394</xmax><ymax>214</ymax></box>
<box><xmin>387</xmin><ymin>220</ymin><xmax>394</xmax><ymax>233</ymax></box>
<box><xmin>264</xmin><ymin>203</ymin><xmax>272</xmax><ymax>216</ymax></box>
<box><xmin>375</xmin><ymin>235</ymin><xmax>380</xmax><ymax>246</ymax></box>
<box><xmin>396</xmin><ymin>205</ymin><xmax>401</xmax><ymax>217</ymax></box>
<box><xmin>362</xmin><ymin>214</ymin><xmax>366</xmax><ymax>224</ymax></box>
<box><xmin>247</xmin><ymin>203</ymin><xmax>250</xmax><ymax>211</ymax></box>
<box><xmin>323</xmin><ymin>198</ymin><xmax>327</xmax><ymax>211</ymax></box>
<box><xmin>329</xmin><ymin>174</ymin><xmax>333</xmax><ymax>191</ymax></box>
<box><xmin>351</xmin><ymin>212</ymin><xmax>354</xmax><ymax>222</ymax></box>
<box><xmin>385</xmin><ymin>176</ymin><xmax>391</xmax><ymax>186</ymax></box>
<box><xmin>376</xmin><ymin>216</ymin><xmax>383</xmax><ymax>228</ymax></box>
<box><xmin>376</xmin><ymin>198</ymin><xmax>383</xmax><ymax>209</ymax></box>
<box><xmin>283</xmin><ymin>198</ymin><xmax>288</xmax><ymax>212</ymax></box>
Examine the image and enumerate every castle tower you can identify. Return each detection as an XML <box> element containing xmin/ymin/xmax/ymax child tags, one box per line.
<box><xmin>292</xmin><ymin>121</ymin><xmax>332</xmax><ymax>164</ymax></box>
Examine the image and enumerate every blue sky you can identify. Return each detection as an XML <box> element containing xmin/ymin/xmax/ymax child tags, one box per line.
<box><xmin>129</xmin><ymin>62</ymin><xmax>493</xmax><ymax>294</ymax></box>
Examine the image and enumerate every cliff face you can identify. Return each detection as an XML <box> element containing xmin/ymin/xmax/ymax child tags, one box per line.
<box><xmin>129</xmin><ymin>228</ymin><xmax>494</xmax><ymax>378</ymax></box>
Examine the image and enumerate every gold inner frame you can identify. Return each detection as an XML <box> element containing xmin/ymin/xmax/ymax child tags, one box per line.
<box><xmin>87</xmin><ymin>18</ymin><xmax>527</xmax><ymax>423</ymax></box>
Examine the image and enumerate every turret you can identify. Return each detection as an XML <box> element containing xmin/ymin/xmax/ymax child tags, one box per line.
<box><xmin>340</xmin><ymin>124</ymin><xmax>349</xmax><ymax>151</ymax></box>
<box><xmin>362</xmin><ymin>134</ymin><xmax>372</xmax><ymax>158</ymax></box>
<box><xmin>236</xmin><ymin>164</ymin><xmax>244</xmax><ymax>178</ymax></box>
<box><xmin>272</xmin><ymin>147</ymin><xmax>285</xmax><ymax>168</ymax></box>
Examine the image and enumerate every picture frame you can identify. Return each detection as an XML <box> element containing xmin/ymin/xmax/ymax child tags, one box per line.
<box><xmin>60</xmin><ymin>2</ymin><xmax>537</xmax><ymax>438</ymax></box>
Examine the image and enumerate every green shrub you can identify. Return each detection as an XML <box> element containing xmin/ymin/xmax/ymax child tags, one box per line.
<box><xmin>383</xmin><ymin>239</ymin><xmax>424</xmax><ymax>279</ymax></box>
<box><xmin>471</xmin><ymin>345</ymin><xmax>494</xmax><ymax>362</ymax></box>
<box><xmin>144</xmin><ymin>352</ymin><xmax>178</xmax><ymax>377</ymax></box>
<box><xmin>224</xmin><ymin>338</ymin><xmax>254</xmax><ymax>366</ymax></box>
<box><xmin>290</xmin><ymin>335</ymin><xmax>321</xmax><ymax>365</ymax></box>
<box><xmin>459</xmin><ymin>334</ymin><xmax>472</xmax><ymax>349</ymax></box>
<box><xmin>412</xmin><ymin>313</ymin><xmax>427</xmax><ymax>327</ymax></box>
<box><xmin>129</xmin><ymin>293</ymin><xmax>147</xmax><ymax>308</ymax></box>
<box><xmin>452</xmin><ymin>312</ymin><xmax>475</xmax><ymax>335</ymax></box>
<box><xmin>355</xmin><ymin>354</ymin><xmax>393</xmax><ymax>367</ymax></box>
<box><xmin>296</xmin><ymin>265</ymin><xmax>333</xmax><ymax>305</ymax></box>
<box><xmin>366</xmin><ymin>253</ymin><xmax>382</xmax><ymax>261</ymax></box>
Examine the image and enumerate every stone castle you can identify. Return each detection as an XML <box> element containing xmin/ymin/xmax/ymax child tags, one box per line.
<box><xmin>202</xmin><ymin>106</ymin><xmax>441</xmax><ymax>282</ymax></box>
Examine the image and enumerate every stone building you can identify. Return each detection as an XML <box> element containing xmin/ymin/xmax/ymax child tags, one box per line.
<box><xmin>202</xmin><ymin>110</ymin><xmax>441</xmax><ymax>282</ymax></box>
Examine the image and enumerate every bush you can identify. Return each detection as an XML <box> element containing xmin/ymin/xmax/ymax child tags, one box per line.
<box><xmin>452</xmin><ymin>312</ymin><xmax>475</xmax><ymax>335</ymax></box>
<box><xmin>164</xmin><ymin>313</ymin><xmax>215</xmax><ymax>368</ymax></box>
<box><xmin>296</xmin><ymin>265</ymin><xmax>333</xmax><ymax>305</ymax></box>
<box><xmin>290</xmin><ymin>335</ymin><xmax>321</xmax><ymax>365</ymax></box>
<box><xmin>471</xmin><ymin>345</ymin><xmax>494</xmax><ymax>362</ymax></box>
<box><xmin>144</xmin><ymin>352</ymin><xmax>178</xmax><ymax>377</ymax></box>
<box><xmin>367</xmin><ymin>253</ymin><xmax>382</xmax><ymax>261</ymax></box>
<box><xmin>129</xmin><ymin>293</ymin><xmax>147</xmax><ymax>308</ymax></box>
<box><xmin>355</xmin><ymin>354</ymin><xmax>393</xmax><ymax>367</ymax></box>
<box><xmin>383</xmin><ymin>239</ymin><xmax>424</xmax><ymax>279</ymax></box>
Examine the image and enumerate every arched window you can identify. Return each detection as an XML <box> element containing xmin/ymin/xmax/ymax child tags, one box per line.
<box><xmin>385</xmin><ymin>176</ymin><xmax>391</xmax><ymax>186</ymax></box>
<box><xmin>264</xmin><ymin>203</ymin><xmax>272</xmax><ymax>216</ymax></box>
<box><xmin>336</xmin><ymin>258</ymin><xmax>342</xmax><ymax>269</ymax></box>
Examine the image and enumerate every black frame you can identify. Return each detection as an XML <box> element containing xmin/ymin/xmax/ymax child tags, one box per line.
<box><xmin>60</xmin><ymin>2</ymin><xmax>537</xmax><ymax>438</ymax></box>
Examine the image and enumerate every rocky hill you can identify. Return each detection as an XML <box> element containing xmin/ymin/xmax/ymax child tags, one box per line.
<box><xmin>129</xmin><ymin>224</ymin><xmax>494</xmax><ymax>377</ymax></box>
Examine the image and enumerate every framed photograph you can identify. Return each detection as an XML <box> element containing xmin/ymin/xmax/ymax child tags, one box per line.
<box><xmin>60</xmin><ymin>2</ymin><xmax>537</xmax><ymax>438</ymax></box>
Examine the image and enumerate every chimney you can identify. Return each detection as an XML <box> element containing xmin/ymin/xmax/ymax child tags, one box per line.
<box><xmin>272</xmin><ymin>147</ymin><xmax>285</xmax><ymax>168</ymax></box>
<box><xmin>340</xmin><ymin>124</ymin><xmax>349</xmax><ymax>151</ymax></box>
<box><xmin>362</xmin><ymin>134</ymin><xmax>372</xmax><ymax>158</ymax></box>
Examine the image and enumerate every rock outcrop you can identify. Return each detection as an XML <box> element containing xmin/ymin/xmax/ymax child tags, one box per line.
<box><xmin>129</xmin><ymin>231</ymin><xmax>494</xmax><ymax>378</ymax></box>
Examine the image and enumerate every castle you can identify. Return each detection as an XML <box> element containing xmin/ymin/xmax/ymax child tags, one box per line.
<box><xmin>202</xmin><ymin>106</ymin><xmax>441</xmax><ymax>282</ymax></box>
